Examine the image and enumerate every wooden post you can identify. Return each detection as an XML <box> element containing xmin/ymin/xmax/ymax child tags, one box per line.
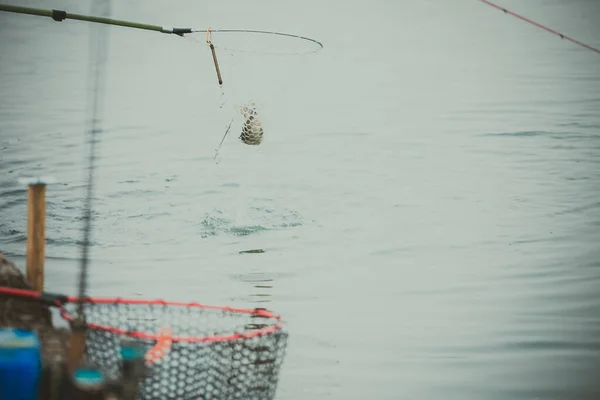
<box><xmin>26</xmin><ymin>182</ymin><xmax>46</xmax><ymax>292</ymax></box>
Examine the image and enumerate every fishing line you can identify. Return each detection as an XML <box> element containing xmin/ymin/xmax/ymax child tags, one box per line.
<box><xmin>478</xmin><ymin>0</ymin><xmax>600</xmax><ymax>55</ymax></box>
<box><xmin>214</xmin><ymin>118</ymin><xmax>234</xmax><ymax>162</ymax></box>
<box><xmin>76</xmin><ymin>0</ymin><xmax>110</xmax><ymax>320</ymax></box>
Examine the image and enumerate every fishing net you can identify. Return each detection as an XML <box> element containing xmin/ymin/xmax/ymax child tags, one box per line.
<box><xmin>58</xmin><ymin>297</ymin><xmax>288</xmax><ymax>400</ymax></box>
<box><xmin>239</xmin><ymin>102</ymin><xmax>264</xmax><ymax>145</ymax></box>
<box><xmin>182</xmin><ymin>28</ymin><xmax>322</xmax><ymax>156</ymax></box>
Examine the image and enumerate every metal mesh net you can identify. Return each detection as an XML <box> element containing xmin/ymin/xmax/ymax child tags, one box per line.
<box><xmin>238</xmin><ymin>102</ymin><xmax>264</xmax><ymax>145</ymax></box>
<box><xmin>62</xmin><ymin>301</ymin><xmax>287</xmax><ymax>400</ymax></box>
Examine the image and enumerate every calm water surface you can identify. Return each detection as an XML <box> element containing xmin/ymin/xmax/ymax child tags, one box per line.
<box><xmin>1</xmin><ymin>0</ymin><xmax>599</xmax><ymax>398</ymax></box>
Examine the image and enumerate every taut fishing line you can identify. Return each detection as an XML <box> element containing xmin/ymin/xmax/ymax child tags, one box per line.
<box><xmin>214</xmin><ymin>118</ymin><xmax>234</xmax><ymax>162</ymax></box>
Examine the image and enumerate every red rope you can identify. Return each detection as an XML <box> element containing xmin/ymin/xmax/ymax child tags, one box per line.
<box><xmin>0</xmin><ymin>286</ymin><xmax>43</xmax><ymax>301</ymax></box>
<box><xmin>63</xmin><ymin>295</ymin><xmax>280</xmax><ymax>319</ymax></box>
<box><xmin>0</xmin><ymin>286</ymin><xmax>284</xmax><ymax>342</ymax></box>
<box><xmin>478</xmin><ymin>0</ymin><xmax>600</xmax><ymax>55</ymax></box>
<box><xmin>0</xmin><ymin>287</ymin><xmax>279</xmax><ymax>319</ymax></box>
<box><xmin>59</xmin><ymin>309</ymin><xmax>283</xmax><ymax>343</ymax></box>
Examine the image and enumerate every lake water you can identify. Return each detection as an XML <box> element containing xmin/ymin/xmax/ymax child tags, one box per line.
<box><xmin>1</xmin><ymin>0</ymin><xmax>599</xmax><ymax>398</ymax></box>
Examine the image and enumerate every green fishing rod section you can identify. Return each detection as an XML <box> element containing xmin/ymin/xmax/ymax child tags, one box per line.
<box><xmin>0</xmin><ymin>3</ymin><xmax>192</xmax><ymax>36</ymax></box>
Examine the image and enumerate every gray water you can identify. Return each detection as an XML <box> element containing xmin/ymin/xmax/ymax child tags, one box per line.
<box><xmin>1</xmin><ymin>0</ymin><xmax>600</xmax><ymax>398</ymax></box>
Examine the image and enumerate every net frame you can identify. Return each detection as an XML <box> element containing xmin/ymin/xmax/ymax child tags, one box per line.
<box><xmin>59</xmin><ymin>297</ymin><xmax>284</xmax><ymax>343</ymax></box>
<box><xmin>0</xmin><ymin>287</ymin><xmax>284</xmax><ymax>342</ymax></box>
<box><xmin>0</xmin><ymin>287</ymin><xmax>288</xmax><ymax>400</ymax></box>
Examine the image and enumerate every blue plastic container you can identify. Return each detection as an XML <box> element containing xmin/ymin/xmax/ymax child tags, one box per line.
<box><xmin>0</xmin><ymin>328</ymin><xmax>42</xmax><ymax>400</ymax></box>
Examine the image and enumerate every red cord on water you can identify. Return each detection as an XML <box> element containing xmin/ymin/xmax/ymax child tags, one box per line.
<box><xmin>478</xmin><ymin>0</ymin><xmax>600</xmax><ymax>55</ymax></box>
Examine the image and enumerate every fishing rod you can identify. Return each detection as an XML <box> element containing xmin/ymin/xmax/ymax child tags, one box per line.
<box><xmin>0</xmin><ymin>3</ymin><xmax>324</xmax><ymax>85</ymax></box>
<box><xmin>0</xmin><ymin>3</ymin><xmax>192</xmax><ymax>36</ymax></box>
<box><xmin>0</xmin><ymin>4</ymin><xmax>324</xmax><ymax>49</ymax></box>
<box><xmin>478</xmin><ymin>0</ymin><xmax>600</xmax><ymax>55</ymax></box>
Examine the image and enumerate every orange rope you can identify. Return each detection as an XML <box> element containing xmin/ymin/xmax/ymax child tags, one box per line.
<box><xmin>144</xmin><ymin>327</ymin><xmax>173</xmax><ymax>365</ymax></box>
